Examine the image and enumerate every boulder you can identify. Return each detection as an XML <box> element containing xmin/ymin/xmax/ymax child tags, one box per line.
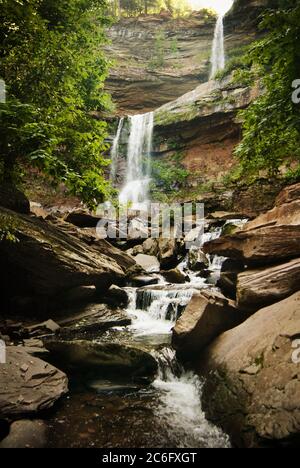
<box><xmin>56</xmin><ymin>303</ymin><xmax>131</xmax><ymax>339</ymax></box>
<box><xmin>0</xmin><ymin>420</ymin><xmax>47</xmax><ymax>448</ymax></box>
<box><xmin>0</xmin><ymin>346</ymin><xmax>68</xmax><ymax>416</ymax></box>
<box><xmin>45</xmin><ymin>340</ymin><xmax>158</xmax><ymax>380</ymax></box>
<box><xmin>64</xmin><ymin>209</ymin><xmax>101</xmax><ymax>228</ymax></box>
<box><xmin>200</xmin><ymin>292</ymin><xmax>300</xmax><ymax>447</ymax></box>
<box><xmin>172</xmin><ymin>291</ymin><xmax>243</xmax><ymax>359</ymax></box>
<box><xmin>203</xmin><ymin>225</ymin><xmax>300</xmax><ymax>266</ymax></box>
<box><xmin>0</xmin><ymin>208</ymin><xmax>126</xmax><ymax>314</ymax></box>
<box><xmin>142</xmin><ymin>238</ymin><xmax>159</xmax><ymax>256</ymax></box>
<box><xmin>0</xmin><ymin>184</ymin><xmax>30</xmax><ymax>214</ymax></box>
<box><xmin>204</xmin><ymin>193</ymin><xmax>300</xmax><ymax>266</ymax></box>
<box><xmin>158</xmin><ymin>237</ymin><xmax>182</xmax><ymax>270</ymax></box>
<box><xmin>236</xmin><ymin>258</ymin><xmax>300</xmax><ymax>310</ymax></box>
<box><xmin>103</xmin><ymin>285</ymin><xmax>129</xmax><ymax>308</ymax></box>
<box><xmin>25</xmin><ymin>319</ymin><xmax>60</xmax><ymax>337</ymax></box>
<box><xmin>129</xmin><ymin>275</ymin><xmax>159</xmax><ymax>287</ymax></box>
<box><xmin>134</xmin><ymin>254</ymin><xmax>160</xmax><ymax>273</ymax></box>
<box><xmin>245</xmin><ymin>198</ymin><xmax>300</xmax><ymax>230</ymax></box>
<box><xmin>161</xmin><ymin>268</ymin><xmax>186</xmax><ymax>284</ymax></box>
<box><xmin>218</xmin><ymin>259</ymin><xmax>245</xmax><ymax>300</ymax></box>
<box><xmin>47</xmin><ymin>217</ymin><xmax>137</xmax><ymax>275</ymax></box>
<box><xmin>188</xmin><ymin>248</ymin><xmax>209</xmax><ymax>272</ymax></box>
<box><xmin>132</xmin><ymin>244</ymin><xmax>144</xmax><ymax>256</ymax></box>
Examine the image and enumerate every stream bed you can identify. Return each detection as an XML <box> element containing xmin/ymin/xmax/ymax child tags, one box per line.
<box><xmin>45</xmin><ymin>276</ymin><xmax>231</xmax><ymax>448</ymax></box>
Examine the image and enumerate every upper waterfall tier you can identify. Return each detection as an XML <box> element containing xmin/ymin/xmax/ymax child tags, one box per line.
<box><xmin>119</xmin><ymin>112</ymin><xmax>154</xmax><ymax>208</ymax></box>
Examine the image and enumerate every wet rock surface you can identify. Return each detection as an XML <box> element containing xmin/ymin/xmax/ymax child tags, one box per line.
<box><xmin>0</xmin><ymin>420</ymin><xmax>48</xmax><ymax>448</ymax></box>
<box><xmin>172</xmin><ymin>291</ymin><xmax>244</xmax><ymax>359</ymax></box>
<box><xmin>199</xmin><ymin>292</ymin><xmax>300</xmax><ymax>448</ymax></box>
<box><xmin>0</xmin><ymin>346</ymin><xmax>68</xmax><ymax>417</ymax></box>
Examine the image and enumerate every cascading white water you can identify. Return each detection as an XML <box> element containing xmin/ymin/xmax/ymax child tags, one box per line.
<box><xmin>210</xmin><ymin>14</ymin><xmax>225</xmax><ymax>79</ymax></box>
<box><xmin>110</xmin><ymin>117</ymin><xmax>124</xmax><ymax>183</ymax></box>
<box><xmin>119</xmin><ymin>112</ymin><xmax>154</xmax><ymax>209</ymax></box>
<box><xmin>153</xmin><ymin>348</ymin><xmax>231</xmax><ymax>448</ymax></box>
<box><xmin>124</xmin><ymin>285</ymin><xmax>230</xmax><ymax>448</ymax></box>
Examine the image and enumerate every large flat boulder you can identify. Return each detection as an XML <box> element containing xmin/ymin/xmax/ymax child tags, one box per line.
<box><xmin>0</xmin><ymin>346</ymin><xmax>68</xmax><ymax>417</ymax></box>
<box><xmin>237</xmin><ymin>258</ymin><xmax>300</xmax><ymax>310</ymax></box>
<box><xmin>0</xmin><ymin>208</ymin><xmax>127</xmax><ymax>312</ymax></box>
<box><xmin>203</xmin><ymin>187</ymin><xmax>300</xmax><ymax>266</ymax></box>
<box><xmin>203</xmin><ymin>225</ymin><xmax>300</xmax><ymax>266</ymax></box>
<box><xmin>199</xmin><ymin>292</ymin><xmax>300</xmax><ymax>447</ymax></box>
<box><xmin>172</xmin><ymin>291</ymin><xmax>243</xmax><ymax>359</ymax></box>
<box><xmin>44</xmin><ymin>340</ymin><xmax>158</xmax><ymax>380</ymax></box>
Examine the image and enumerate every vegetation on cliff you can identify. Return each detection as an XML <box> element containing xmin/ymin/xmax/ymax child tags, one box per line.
<box><xmin>0</xmin><ymin>0</ymin><xmax>113</xmax><ymax>208</ymax></box>
<box><xmin>235</xmin><ymin>2</ymin><xmax>300</xmax><ymax>181</ymax></box>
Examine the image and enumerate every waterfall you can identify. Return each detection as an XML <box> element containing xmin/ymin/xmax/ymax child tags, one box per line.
<box><xmin>152</xmin><ymin>348</ymin><xmax>231</xmax><ymax>448</ymax></box>
<box><xmin>210</xmin><ymin>15</ymin><xmax>225</xmax><ymax>79</ymax></box>
<box><xmin>119</xmin><ymin>112</ymin><xmax>154</xmax><ymax>209</ymax></box>
<box><xmin>110</xmin><ymin>117</ymin><xmax>124</xmax><ymax>183</ymax></box>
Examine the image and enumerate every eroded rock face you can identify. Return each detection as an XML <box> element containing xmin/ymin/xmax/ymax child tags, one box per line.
<box><xmin>172</xmin><ymin>291</ymin><xmax>243</xmax><ymax>359</ymax></box>
<box><xmin>200</xmin><ymin>292</ymin><xmax>300</xmax><ymax>447</ymax></box>
<box><xmin>106</xmin><ymin>12</ymin><xmax>216</xmax><ymax>113</ymax></box>
<box><xmin>0</xmin><ymin>347</ymin><xmax>68</xmax><ymax>417</ymax></box>
<box><xmin>153</xmin><ymin>78</ymin><xmax>260</xmax><ymax>190</ymax></box>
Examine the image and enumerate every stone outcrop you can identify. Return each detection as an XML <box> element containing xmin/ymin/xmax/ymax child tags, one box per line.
<box><xmin>172</xmin><ymin>291</ymin><xmax>244</xmax><ymax>359</ymax></box>
<box><xmin>0</xmin><ymin>346</ymin><xmax>68</xmax><ymax>417</ymax></box>
<box><xmin>0</xmin><ymin>208</ymin><xmax>134</xmax><ymax>316</ymax></box>
<box><xmin>199</xmin><ymin>292</ymin><xmax>300</xmax><ymax>448</ymax></box>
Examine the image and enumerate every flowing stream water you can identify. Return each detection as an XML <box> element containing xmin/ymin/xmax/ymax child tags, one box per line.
<box><xmin>46</xmin><ymin>227</ymin><xmax>232</xmax><ymax>448</ymax></box>
<box><xmin>210</xmin><ymin>15</ymin><xmax>225</xmax><ymax>79</ymax></box>
<box><xmin>119</xmin><ymin>112</ymin><xmax>154</xmax><ymax>209</ymax></box>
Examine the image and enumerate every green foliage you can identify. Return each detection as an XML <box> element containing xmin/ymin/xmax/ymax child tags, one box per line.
<box><xmin>150</xmin><ymin>154</ymin><xmax>189</xmax><ymax>200</ymax></box>
<box><xmin>0</xmin><ymin>213</ymin><xmax>19</xmax><ymax>243</ymax></box>
<box><xmin>214</xmin><ymin>54</ymin><xmax>252</xmax><ymax>82</ymax></box>
<box><xmin>110</xmin><ymin>0</ymin><xmax>195</xmax><ymax>18</ymax></box>
<box><xmin>149</xmin><ymin>30</ymin><xmax>167</xmax><ymax>69</ymax></box>
<box><xmin>0</xmin><ymin>0</ymin><xmax>114</xmax><ymax>208</ymax></box>
<box><xmin>235</xmin><ymin>2</ymin><xmax>300</xmax><ymax>179</ymax></box>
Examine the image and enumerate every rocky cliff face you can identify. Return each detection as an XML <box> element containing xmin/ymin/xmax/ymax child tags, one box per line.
<box><xmin>153</xmin><ymin>77</ymin><xmax>260</xmax><ymax>189</ymax></box>
<box><xmin>106</xmin><ymin>1</ymin><xmax>273</xmax><ymax>114</ymax></box>
<box><xmin>106</xmin><ymin>11</ymin><xmax>216</xmax><ymax>113</ymax></box>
